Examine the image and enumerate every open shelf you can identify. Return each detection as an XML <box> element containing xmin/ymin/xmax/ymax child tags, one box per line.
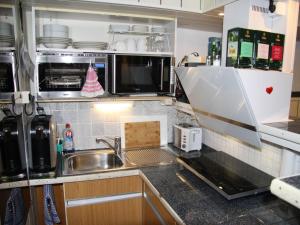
<box><xmin>36</xmin><ymin>47</ymin><xmax>173</xmax><ymax>56</ymax></box>
<box><xmin>36</xmin><ymin>95</ymin><xmax>175</xmax><ymax>103</ymax></box>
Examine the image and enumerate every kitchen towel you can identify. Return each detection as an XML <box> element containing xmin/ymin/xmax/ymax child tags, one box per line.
<box><xmin>81</xmin><ymin>65</ymin><xmax>104</xmax><ymax>97</ymax></box>
<box><xmin>4</xmin><ymin>188</ymin><xmax>26</xmax><ymax>225</ymax></box>
<box><xmin>44</xmin><ymin>184</ymin><xmax>60</xmax><ymax>225</ymax></box>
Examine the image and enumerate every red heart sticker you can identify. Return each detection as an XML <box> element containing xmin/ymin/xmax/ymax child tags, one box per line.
<box><xmin>266</xmin><ymin>86</ymin><xmax>273</xmax><ymax>94</ymax></box>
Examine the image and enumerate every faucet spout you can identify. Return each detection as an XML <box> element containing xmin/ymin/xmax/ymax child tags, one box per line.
<box><xmin>96</xmin><ymin>136</ymin><xmax>122</xmax><ymax>156</ymax></box>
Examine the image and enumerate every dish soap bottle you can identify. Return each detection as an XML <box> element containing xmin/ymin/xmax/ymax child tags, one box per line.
<box><xmin>63</xmin><ymin>123</ymin><xmax>75</xmax><ymax>153</ymax></box>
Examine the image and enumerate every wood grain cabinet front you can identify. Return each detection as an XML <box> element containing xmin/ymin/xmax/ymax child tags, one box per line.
<box><xmin>64</xmin><ymin>175</ymin><xmax>143</xmax><ymax>225</ymax></box>
<box><xmin>143</xmin><ymin>183</ymin><xmax>177</xmax><ymax>225</ymax></box>
<box><xmin>32</xmin><ymin>184</ymin><xmax>66</xmax><ymax>225</ymax></box>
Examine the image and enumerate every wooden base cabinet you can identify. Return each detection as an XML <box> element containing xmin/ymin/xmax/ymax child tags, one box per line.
<box><xmin>64</xmin><ymin>176</ymin><xmax>143</xmax><ymax>225</ymax></box>
<box><xmin>30</xmin><ymin>175</ymin><xmax>179</xmax><ymax>225</ymax></box>
<box><xmin>143</xmin><ymin>183</ymin><xmax>177</xmax><ymax>225</ymax></box>
<box><xmin>32</xmin><ymin>184</ymin><xmax>66</xmax><ymax>225</ymax></box>
<box><xmin>67</xmin><ymin>197</ymin><xmax>142</xmax><ymax>225</ymax></box>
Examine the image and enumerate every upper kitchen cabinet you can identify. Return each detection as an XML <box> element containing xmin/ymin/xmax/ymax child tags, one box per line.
<box><xmin>181</xmin><ymin>0</ymin><xmax>201</xmax><ymax>13</ymax></box>
<box><xmin>27</xmin><ymin>7</ymin><xmax>176</xmax><ymax>55</ymax></box>
<box><xmin>202</xmin><ymin>0</ymin><xmax>238</xmax><ymax>13</ymax></box>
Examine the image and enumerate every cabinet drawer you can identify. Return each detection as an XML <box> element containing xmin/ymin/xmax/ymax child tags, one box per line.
<box><xmin>67</xmin><ymin>197</ymin><xmax>142</xmax><ymax>225</ymax></box>
<box><xmin>64</xmin><ymin>175</ymin><xmax>142</xmax><ymax>200</ymax></box>
<box><xmin>144</xmin><ymin>184</ymin><xmax>176</xmax><ymax>225</ymax></box>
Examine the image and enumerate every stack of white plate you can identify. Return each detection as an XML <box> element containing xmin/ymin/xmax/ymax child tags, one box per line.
<box><xmin>151</xmin><ymin>26</ymin><xmax>166</xmax><ymax>33</ymax></box>
<box><xmin>132</xmin><ymin>25</ymin><xmax>149</xmax><ymax>33</ymax></box>
<box><xmin>37</xmin><ymin>37</ymin><xmax>72</xmax><ymax>49</ymax></box>
<box><xmin>73</xmin><ymin>41</ymin><xmax>108</xmax><ymax>50</ymax></box>
<box><xmin>38</xmin><ymin>24</ymin><xmax>71</xmax><ymax>49</ymax></box>
<box><xmin>0</xmin><ymin>22</ymin><xmax>14</xmax><ymax>47</ymax></box>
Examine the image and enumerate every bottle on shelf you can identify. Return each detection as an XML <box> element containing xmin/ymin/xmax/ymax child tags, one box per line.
<box><xmin>254</xmin><ymin>31</ymin><xmax>270</xmax><ymax>70</ymax></box>
<box><xmin>269</xmin><ymin>33</ymin><xmax>285</xmax><ymax>71</ymax></box>
<box><xmin>63</xmin><ymin>123</ymin><xmax>75</xmax><ymax>153</ymax></box>
<box><xmin>226</xmin><ymin>28</ymin><xmax>254</xmax><ymax>68</ymax></box>
<box><xmin>213</xmin><ymin>55</ymin><xmax>221</xmax><ymax>66</ymax></box>
<box><xmin>208</xmin><ymin>37</ymin><xmax>222</xmax><ymax>66</ymax></box>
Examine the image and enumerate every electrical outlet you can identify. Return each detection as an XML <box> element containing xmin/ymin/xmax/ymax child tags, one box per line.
<box><xmin>14</xmin><ymin>91</ymin><xmax>30</xmax><ymax>104</ymax></box>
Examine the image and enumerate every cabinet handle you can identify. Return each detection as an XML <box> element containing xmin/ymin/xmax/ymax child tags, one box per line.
<box><xmin>66</xmin><ymin>192</ymin><xmax>142</xmax><ymax>207</ymax></box>
<box><xmin>180</xmin><ymin>0</ymin><xmax>183</xmax><ymax>7</ymax></box>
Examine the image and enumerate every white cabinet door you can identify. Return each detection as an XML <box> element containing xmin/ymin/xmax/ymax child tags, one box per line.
<box><xmin>140</xmin><ymin>0</ymin><xmax>161</xmax><ymax>7</ymax></box>
<box><xmin>161</xmin><ymin>0</ymin><xmax>181</xmax><ymax>9</ymax></box>
<box><xmin>215</xmin><ymin>0</ymin><xmax>236</xmax><ymax>7</ymax></box>
<box><xmin>201</xmin><ymin>0</ymin><xmax>215</xmax><ymax>11</ymax></box>
<box><xmin>95</xmin><ymin>0</ymin><xmax>138</xmax><ymax>5</ymax></box>
<box><xmin>182</xmin><ymin>0</ymin><xmax>201</xmax><ymax>12</ymax></box>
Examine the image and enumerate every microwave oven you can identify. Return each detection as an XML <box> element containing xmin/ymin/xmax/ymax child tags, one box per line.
<box><xmin>35</xmin><ymin>51</ymin><xmax>107</xmax><ymax>99</ymax></box>
<box><xmin>0</xmin><ymin>51</ymin><xmax>17</xmax><ymax>99</ymax></box>
<box><xmin>108</xmin><ymin>54</ymin><xmax>174</xmax><ymax>95</ymax></box>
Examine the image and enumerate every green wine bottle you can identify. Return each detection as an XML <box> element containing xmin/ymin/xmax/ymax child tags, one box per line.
<box><xmin>269</xmin><ymin>33</ymin><xmax>285</xmax><ymax>71</ymax></box>
<box><xmin>254</xmin><ymin>31</ymin><xmax>270</xmax><ymax>70</ymax></box>
<box><xmin>226</xmin><ymin>28</ymin><xmax>254</xmax><ymax>68</ymax></box>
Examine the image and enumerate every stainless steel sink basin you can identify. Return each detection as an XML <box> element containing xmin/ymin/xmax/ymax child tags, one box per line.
<box><xmin>62</xmin><ymin>149</ymin><xmax>123</xmax><ymax>175</ymax></box>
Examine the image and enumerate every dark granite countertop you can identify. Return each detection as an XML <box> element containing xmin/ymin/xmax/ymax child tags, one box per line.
<box><xmin>141</xmin><ymin>164</ymin><xmax>300</xmax><ymax>225</ymax></box>
<box><xmin>264</xmin><ymin>120</ymin><xmax>300</xmax><ymax>135</ymax></box>
<box><xmin>282</xmin><ymin>175</ymin><xmax>300</xmax><ymax>190</ymax></box>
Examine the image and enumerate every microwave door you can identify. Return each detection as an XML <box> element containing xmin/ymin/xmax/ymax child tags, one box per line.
<box><xmin>0</xmin><ymin>54</ymin><xmax>16</xmax><ymax>95</ymax></box>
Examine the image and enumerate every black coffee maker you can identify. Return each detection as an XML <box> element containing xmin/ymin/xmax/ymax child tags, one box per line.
<box><xmin>0</xmin><ymin>108</ymin><xmax>26</xmax><ymax>180</ymax></box>
<box><xmin>29</xmin><ymin>107</ymin><xmax>57</xmax><ymax>176</ymax></box>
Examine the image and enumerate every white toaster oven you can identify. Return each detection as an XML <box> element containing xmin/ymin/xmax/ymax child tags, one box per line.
<box><xmin>173</xmin><ymin>123</ymin><xmax>202</xmax><ymax>152</ymax></box>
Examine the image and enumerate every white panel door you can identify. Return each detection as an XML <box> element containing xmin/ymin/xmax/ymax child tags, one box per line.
<box><xmin>140</xmin><ymin>0</ymin><xmax>161</xmax><ymax>7</ymax></box>
<box><xmin>215</xmin><ymin>0</ymin><xmax>237</xmax><ymax>7</ymax></box>
<box><xmin>201</xmin><ymin>0</ymin><xmax>215</xmax><ymax>11</ymax></box>
<box><xmin>161</xmin><ymin>0</ymin><xmax>181</xmax><ymax>9</ymax></box>
<box><xmin>182</xmin><ymin>0</ymin><xmax>201</xmax><ymax>12</ymax></box>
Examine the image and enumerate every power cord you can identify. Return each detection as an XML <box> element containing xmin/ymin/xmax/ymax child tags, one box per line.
<box><xmin>24</xmin><ymin>94</ymin><xmax>36</xmax><ymax>116</ymax></box>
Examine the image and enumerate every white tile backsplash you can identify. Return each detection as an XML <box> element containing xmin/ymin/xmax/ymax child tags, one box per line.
<box><xmin>44</xmin><ymin>101</ymin><xmax>192</xmax><ymax>151</ymax></box>
<box><xmin>202</xmin><ymin>128</ymin><xmax>284</xmax><ymax>177</ymax></box>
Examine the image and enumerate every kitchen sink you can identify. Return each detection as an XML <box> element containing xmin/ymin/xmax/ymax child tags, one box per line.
<box><xmin>62</xmin><ymin>149</ymin><xmax>124</xmax><ymax>175</ymax></box>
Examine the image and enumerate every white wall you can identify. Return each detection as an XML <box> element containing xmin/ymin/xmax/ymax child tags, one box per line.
<box><xmin>292</xmin><ymin>42</ymin><xmax>300</xmax><ymax>92</ymax></box>
<box><xmin>176</xmin><ymin>28</ymin><xmax>222</xmax><ymax>64</ymax></box>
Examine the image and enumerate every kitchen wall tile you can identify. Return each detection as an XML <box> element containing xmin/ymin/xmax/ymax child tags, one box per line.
<box><xmin>42</xmin><ymin>101</ymin><xmax>194</xmax><ymax>150</ymax></box>
<box><xmin>52</xmin><ymin>111</ymin><xmax>64</xmax><ymax>124</ymax></box>
<box><xmin>62</xmin><ymin>110</ymin><xmax>78</xmax><ymax>124</ymax></box>
<box><xmin>92</xmin><ymin>122</ymin><xmax>105</xmax><ymax>136</ymax></box>
<box><xmin>63</xmin><ymin>103</ymin><xmax>78</xmax><ymax>110</ymax></box>
<box><xmin>202</xmin><ymin>128</ymin><xmax>284</xmax><ymax>177</ymax></box>
<box><xmin>76</xmin><ymin>123</ymin><xmax>92</xmax><ymax>138</ymax></box>
<box><xmin>91</xmin><ymin>108</ymin><xmax>105</xmax><ymax>122</ymax></box>
<box><xmin>104</xmin><ymin>122</ymin><xmax>120</xmax><ymax>136</ymax></box>
<box><xmin>77</xmin><ymin>110</ymin><xmax>92</xmax><ymax>123</ymax></box>
<box><xmin>78</xmin><ymin>102</ymin><xmax>92</xmax><ymax>110</ymax></box>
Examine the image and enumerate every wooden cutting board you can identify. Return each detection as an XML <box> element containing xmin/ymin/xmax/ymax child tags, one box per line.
<box><xmin>124</xmin><ymin>121</ymin><xmax>160</xmax><ymax>149</ymax></box>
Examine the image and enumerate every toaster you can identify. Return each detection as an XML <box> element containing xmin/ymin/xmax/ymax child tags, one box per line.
<box><xmin>173</xmin><ymin>123</ymin><xmax>202</xmax><ymax>152</ymax></box>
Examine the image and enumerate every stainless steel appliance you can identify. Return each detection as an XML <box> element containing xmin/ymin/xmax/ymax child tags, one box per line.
<box><xmin>35</xmin><ymin>51</ymin><xmax>107</xmax><ymax>99</ymax></box>
<box><xmin>0</xmin><ymin>109</ymin><xmax>26</xmax><ymax>181</ymax></box>
<box><xmin>0</xmin><ymin>51</ymin><xmax>17</xmax><ymax>99</ymax></box>
<box><xmin>173</xmin><ymin>123</ymin><xmax>202</xmax><ymax>152</ymax></box>
<box><xmin>28</xmin><ymin>107</ymin><xmax>57</xmax><ymax>176</ymax></box>
<box><xmin>108</xmin><ymin>54</ymin><xmax>174</xmax><ymax>95</ymax></box>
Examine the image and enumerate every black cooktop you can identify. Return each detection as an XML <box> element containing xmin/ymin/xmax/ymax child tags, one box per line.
<box><xmin>264</xmin><ymin>120</ymin><xmax>300</xmax><ymax>135</ymax></box>
<box><xmin>178</xmin><ymin>146</ymin><xmax>274</xmax><ymax>200</ymax></box>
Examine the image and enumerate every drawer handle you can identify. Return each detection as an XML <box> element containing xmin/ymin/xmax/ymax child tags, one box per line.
<box><xmin>66</xmin><ymin>192</ymin><xmax>142</xmax><ymax>207</ymax></box>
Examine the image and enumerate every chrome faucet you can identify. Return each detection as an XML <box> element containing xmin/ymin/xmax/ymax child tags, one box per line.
<box><xmin>96</xmin><ymin>136</ymin><xmax>122</xmax><ymax>156</ymax></box>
